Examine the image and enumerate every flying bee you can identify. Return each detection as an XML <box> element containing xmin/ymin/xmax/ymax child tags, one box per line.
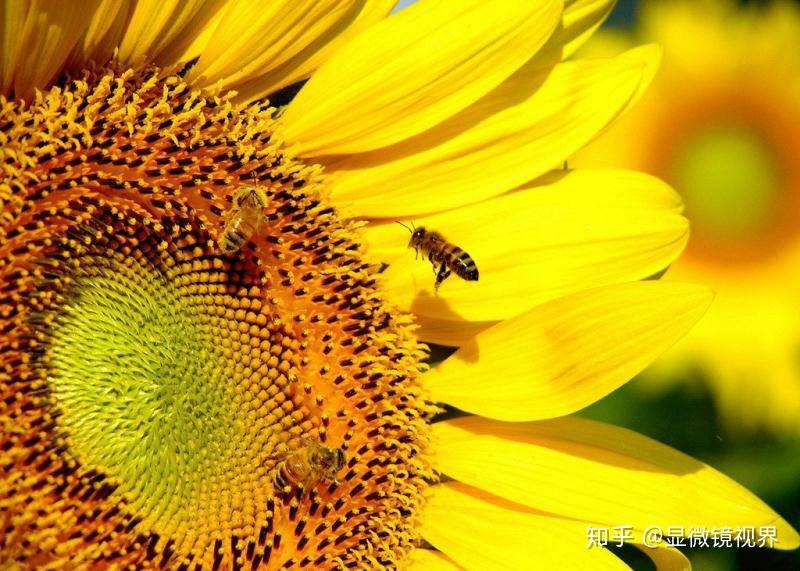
<box><xmin>400</xmin><ymin>222</ymin><xmax>479</xmax><ymax>290</ymax></box>
<box><xmin>270</xmin><ymin>438</ymin><xmax>346</xmax><ymax>490</ymax></box>
<box><xmin>218</xmin><ymin>182</ymin><xmax>269</xmax><ymax>254</ymax></box>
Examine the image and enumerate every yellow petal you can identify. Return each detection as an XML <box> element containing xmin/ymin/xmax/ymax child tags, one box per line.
<box><xmin>281</xmin><ymin>0</ymin><xmax>563</xmax><ymax>156</ymax></box>
<box><xmin>634</xmin><ymin>545</ymin><xmax>691</xmax><ymax>571</ymax></box>
<box><xmin>560</xmin><ymin>0</ymin><xmax>615</xmax><ymax>58</ymax></box>
<box><xmin>536</xmin><ymin>0</ymin><xmax>616</xmax><ymax>65</ymax></box>
<box><xmin>527</xmin><ymin>168</ymin><xmax>685</xmax><ymax>212</ymax></box>
<box><xmin>173</xmin><ymin>7</ymin><xmax>224</xmax><ymax>66</ymax></box>
<box><xmin>413</xmin><ymin>316</ymin><xmax>495</xmax><ymax>348</ymax></box>
<box><xmin>12</xmin><ymin>0</ymin><xmax>102</xmax><ymax>100</ymax></box>
<box><xmin>407</xmin><ymin>549</ymin><xmax>464</xmax><ymax>570</ymax></box>
<box><xmin>612</xmin><ymin>44</ymin><xmax>662</xmax><ymax>127</ymax></box>
<box><xmin>422</xmin><ymin>482</ymin><xmax>628</xmax><ymax>570</ymax></box>
<box><xmin>229</xmin><ymin>0</ymin><xmax>397</xmax><ymax>101</ymax></box>
<box><xmin>65</xmin><ymin>0</ymin><xmax>132</xmax><ymax>72</ymax></box>
<box><xmin>116</xmin><ymin>0</ymin><xmax>225</xmax><ymax>67</ymax></box>
<box><xmin>423</xmin><ymin>282</ymin><xmax>712</xmax><ymax>421</ymax></box>
<box><xmin>364</xmin><ymin>170</ymin><xmax>688</xmax><ymax>323</ymax></box>
<box><xmin>327</xmin><ymin>48</ymin><xmax>658</xmax><ymax>218</ymax></box>
<box><xmin>0</xmin><ymin>0</ymin><xmax>29</xmax><ymax>95</ymax></box>
<box><xmin>431</xmin><ymin>416</ymin><xmax>800</xmax><ymax>549</ymax></box>
<box><xmin>187</xmin><ymin>0</ymin><xmax>377</xmax><ymax>100</ymax></box>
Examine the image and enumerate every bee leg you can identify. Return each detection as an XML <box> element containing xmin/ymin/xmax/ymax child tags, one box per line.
<box><xmin>434</xmin><ymin>264</ymin><xmax>451</xmax><ymax>292</ymax></box>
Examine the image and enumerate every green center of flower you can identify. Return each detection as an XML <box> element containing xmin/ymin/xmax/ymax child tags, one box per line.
<box><xmin>673</xmin><ymin>123</ymin><xmax>780</xmax><ymax>241</ymax></box>
<box><xmin>49</xmin><ymin>253</ymin><xmax>233</xmax><ymax>521</ymax></box>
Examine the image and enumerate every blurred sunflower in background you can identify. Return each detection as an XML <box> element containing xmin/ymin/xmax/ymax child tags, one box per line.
<box><xmin>578</xmin><ymin>0</ymin><xmax>800</xmax><ymax>437</ymax></box>
<box><xmin>2</xmin><ymin>1</ymin><xmax>798</xmax><ymax>569</ymax></box>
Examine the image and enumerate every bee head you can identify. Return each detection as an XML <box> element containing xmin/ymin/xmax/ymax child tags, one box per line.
<box><xmin>232</xmin><ymin>183</ymin><xmax>269</xmax><ymax>209</ymax></box>
<box><xmin>316</xmin><ymin>445</ymin><xmax>346</xmax><ymax>472</ymax></box>
<box><xmin>332</xmin><ymin>447</ymin><xmax>346</xmax><ymax>471</ymax></box>
<box><xmin>409</xmin><ymin>226</ymin><xmax>425</xmax><ymax>249</ymax></box>
<box><xmin>232</xmin><ymin>186</ymin><xmax>252</xmax><ymax>208</ymax></box>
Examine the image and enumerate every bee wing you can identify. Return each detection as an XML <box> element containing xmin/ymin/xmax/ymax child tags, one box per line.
<box><xmin>299</xmin><ymin>436</ymin><xmax>318</xmax><ymax>448</ymax></box>
<box><xmin>265</xmin><ymin>449</ymin><xmax>290</xmax><ymax>462</ymax></box>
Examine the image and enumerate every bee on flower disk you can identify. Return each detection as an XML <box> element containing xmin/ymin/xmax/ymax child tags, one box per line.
<box><xmin>271</xmin><ymin>438</ymin><xmax>346</xmax><ymax>490</ymax></box>
<box><xmin>400</xmin><ymin>222</ymin><xmax>479</xmax><ymax>290</ymax></box>
<box><xmin>218</xmin><ymin>182</ymin><xmax>269</xmax><ymax>254</ymax></box>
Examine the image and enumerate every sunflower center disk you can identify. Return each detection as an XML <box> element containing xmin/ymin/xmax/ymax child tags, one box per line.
<box><xmin>49</xmin><ymin>229</ymin><xmax>251</xmax><ymax>539</ymax></box>
<box><xmin>675</xmin><ymin>124</ymin><xmax>780</xmax><ymax>240</ymax></box>
<box><xmin>671</xmin><ymin>121</ymin><xmax>800</xmax><ymax>264</ymax></box>
<box><xmin>0</xmin><ymin>66</ymin><xmax>433</xmax><ymax>569</ymax></box>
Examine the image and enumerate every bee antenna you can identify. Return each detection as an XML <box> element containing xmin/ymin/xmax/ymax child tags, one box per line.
<box><xmin>396</xmin><ymin>221</ymin><xmax>413</xmax><ymax>234</ymax></box>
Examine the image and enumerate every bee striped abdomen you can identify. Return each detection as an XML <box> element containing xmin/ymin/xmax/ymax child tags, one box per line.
<box><xmin>274</xmin><ymin>453</ymin><xmax>309</xmax><ymax>489</ymax></box>
<box><xmin>219</xmin><ymin>215</ymin><xmax>258</xmax><ymax>253</ymax></box>
<box><xmin>274</xmin><ymin>464</ymin><xmax>290</xmax><ymax>489</ymax></box>
<box><xmin>451</xmin><ymin>248</ymin><xmax>479</xmax><ymax>281</ymax></box>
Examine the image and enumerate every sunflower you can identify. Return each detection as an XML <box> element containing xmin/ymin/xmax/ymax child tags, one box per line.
<box><xmin>576</xmin><ymin>0</ymin><xmax>800</xmax><ymax>436</ymax></box>
<box><xmin>0</xmin><ymin>1</ymin><xmax>796</xmax><ymax>569</ymax></box>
